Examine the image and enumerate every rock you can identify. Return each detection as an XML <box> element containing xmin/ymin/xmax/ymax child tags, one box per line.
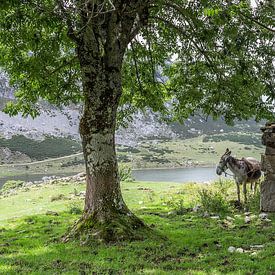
<box><xmin>75</xmin><ymin>191</ymin><xmax>86</xmax><ymax>197</ymax></box>
<box><xmin>245</xmin><ymin>216</ymin><xmax>251</xmax><ymax>224</ymax></box>
<box><xmin>192</xmin><ymin>205</ymin><xmax>201</xmax><ymax>212</ymax></box>
<box><xmin>259</xmin><ymin>213</ymin><xmax>268</xmax><ymax>220</ymax></box>
<box><xmin>226</xmin><ymin>216</ymin><xmax>235</xmax><ymax>221</ymax></box>
<box><xmin>167</xmin><ymin>211</ymin><xmax>177</xmax><ymax>216</ymax></box>
<box><xmin>210</xmin><ymin>215</ymin><xmax>220</xmax><ymax>219</ymax></box>
<box><xmin>203</xmin><ymin>212</ymin><xmax>209</xmax><ymax>218</ymax></box>
<box><xmin>250</xmin><ymin>244</ymin><xmax>264</xmax><ymax>250</ymax></box>
<box><xmin>236</xmin><ymin>248</ymin><xmax>244</xmax><ymax>253</ymax></box>
<box><xmin>138</xmin><ymin>201</ymin><xmax>143</xmax><ymax>205</ymax></box>
<box><xmin>46</xmin><ymin>210</ymin><xmax>59</xmax><ymax>216</ymax></box>
<box><xmin>23</xmin><ymin>182</ymin><xmax>34</xmax><ymax>187</ymax></box>
<box><xmin>228</xmin><ymin>246</ymin><xmax>236</xmax><ymax>253</ymax></box>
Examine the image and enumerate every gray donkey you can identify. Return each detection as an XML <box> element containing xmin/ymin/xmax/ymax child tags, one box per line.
<box><xmin>216</xmin><ymin>148</ymin><xmax>261</xmax><ymax>204</ymax></box>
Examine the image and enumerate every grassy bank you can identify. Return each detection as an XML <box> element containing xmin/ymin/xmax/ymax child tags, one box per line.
<box><xmin>0</xmin><ymin>179</ymin><xmax>274</xmax><ymax>274</ymax></box>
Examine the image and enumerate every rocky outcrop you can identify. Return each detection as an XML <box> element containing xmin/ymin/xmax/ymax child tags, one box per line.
<box><xmin>0</xmin><ymin>147</ymin><xmax>31</xmax><ymax>164</ymax></box>
<box><xmin>260</xmin><ymin>122</ymin><xmax>275</xmax><ymax>212</ymax></box>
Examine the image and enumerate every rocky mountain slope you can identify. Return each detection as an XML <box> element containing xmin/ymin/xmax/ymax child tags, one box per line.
<box><xmin>0</xmin><ymin>73</ymin><xmax>264</xmax><ymax>154</ymax></box>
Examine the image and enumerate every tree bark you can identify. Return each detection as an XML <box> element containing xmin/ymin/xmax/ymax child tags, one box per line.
<box><xmin>63</xmin><ymin>3</ymin><xmax>149</xmax><ymax>243</ymax></box>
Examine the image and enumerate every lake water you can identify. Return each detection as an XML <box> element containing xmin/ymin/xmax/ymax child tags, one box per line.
<box><xmin>132</xmin><ymin>167</ymin><xmax>220</xmax><ymax>183</ymax></box>
<box><xmin>0</xmin><ymin>167</ymin><xmax>222</xmax><ymax>189</ymax></box>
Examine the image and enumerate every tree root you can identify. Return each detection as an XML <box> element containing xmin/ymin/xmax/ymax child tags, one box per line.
<box><xmin>62</xmin><ymin>210</ymin><xmax>149</xmax><ymax>244</ymax></box>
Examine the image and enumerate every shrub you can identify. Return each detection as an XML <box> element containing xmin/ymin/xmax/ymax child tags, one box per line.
<box><xmin>198</xmin><ymin>189</ymin><xmax>231</xmax><ymax>214</ymax></box>
<box><xmin>167</xmin><ymin>199</ymin><xmax>187</xmax><ymax>215</ymax></box>
<box><xmin>119</xmin><ymin>164</ymin><xmax>133</xmax><ymax>182</ymax></box>
<box><xmin>1</xmin><ymin>180</ymin><xmax>24</xmax><ymax>193</ymax></box>
<box><xmin>68</xmin><ymin>202</ymin><xmax>82</xmax><ymax>215</ymax></box>
<box><xmin>50</xmin><ymin>194</ymin><xmax>66</xmax><ymax>202</ymax></box>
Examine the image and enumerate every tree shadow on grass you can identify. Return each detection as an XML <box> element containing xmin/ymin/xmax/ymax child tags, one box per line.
<box><xmin>0</xmin><ymin>211</ymin><xmax>275</xmax><ymax>274</ymax></box>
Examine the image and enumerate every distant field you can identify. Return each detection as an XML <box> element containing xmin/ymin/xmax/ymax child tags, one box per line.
<box><xmin>118</xmin><ymin>134</ymin><xmax>264</xmax><ymax>168</ymax></box>
<box><xmin>0</xmin><ymin>134</ymin><xmax>264</xmax><ymax>179</ymax></box>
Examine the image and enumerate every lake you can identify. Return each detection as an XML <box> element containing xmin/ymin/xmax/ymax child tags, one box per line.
<box><xmin>133</xmin><ymin>166</ymin><xmax>221</xmax><ymax>183</ymax></box>
<box><xmin>0</xmin><ymin>166</ymin><xmax>222</xmax><ymax>189</ymax></box>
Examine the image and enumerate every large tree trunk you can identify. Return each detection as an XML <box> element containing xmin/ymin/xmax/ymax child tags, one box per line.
<box><xmin>63</xmin><ymin>4</ymin><xmax>148</xmax><ymax>243</ymax></box>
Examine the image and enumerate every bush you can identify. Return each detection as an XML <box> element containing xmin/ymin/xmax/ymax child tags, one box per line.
<box><xmin>119</xmin><ymin>164</ymin><xmax>133</xmax><ymax>182</ymax></box>
<box><xmin>68</xmin><ymin>202</ymin><xmax>82</xmax><ymax>215</ymax></box>
<box><xmin>1</xmin><ymin>180</ymin><xmax>24</xmax><ymax>193</ymax></box>
<box><xmin>198</xmin><ymin>189</ymin><xmax>231</xmax><ymax>214</ymax></box>
<box><xmin>167</xmin><ymin>198</ymin><xmax>188</xmax><ymax>215</ymax></box>
<box><xmin>50</xmin><ymin>194</ymin><xmax>66</xmax><ymax>202</ymax></box>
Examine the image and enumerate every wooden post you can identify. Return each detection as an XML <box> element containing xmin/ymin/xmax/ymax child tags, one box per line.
<box><xmin>260</xmin><ymin>122</ymin><xmax>275</xmax><ymax>212</ymax></box>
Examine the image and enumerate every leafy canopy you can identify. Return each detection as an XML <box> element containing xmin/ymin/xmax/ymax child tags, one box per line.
<box><xmin>0</xmin><ymin>0</ymin><xmax>274</xmax><ymax>123</ymax></box>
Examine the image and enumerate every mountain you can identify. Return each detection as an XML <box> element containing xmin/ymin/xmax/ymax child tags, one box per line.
<box><xmin>0</xmin><ymin>74</ymin><xmax>264</xmax><ymax>151</ymax></box>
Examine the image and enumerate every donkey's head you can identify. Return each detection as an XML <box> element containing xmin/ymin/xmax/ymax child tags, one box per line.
<box><xmin>216</xmin><ymin>148</ymin><xmax>232</xmax><ymax>175</ymax></box>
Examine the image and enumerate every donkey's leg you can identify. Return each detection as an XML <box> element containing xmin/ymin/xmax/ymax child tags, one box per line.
<box><xmin>243</xmin><ymin>182</ymin><xmax>247</xmax><ymax>205</ymax></box>
<box><xmin>236</xmin><ymin>182</ymin><xmax>241</xmax><ymax>203</ymax></box>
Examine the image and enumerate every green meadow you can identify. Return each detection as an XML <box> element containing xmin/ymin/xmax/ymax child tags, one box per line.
<box><xmin>0</xmin><ymin>179</ymin><xmax>274</xmax><ymax>274</ymax></box>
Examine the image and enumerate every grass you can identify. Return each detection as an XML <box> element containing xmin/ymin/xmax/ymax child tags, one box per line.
<box><xmin>0</xmin><ymin>179</ymin><xmax>274</xmax><ymax>274</ymax></box>
<box><xmin>118</xmin><ymin>135</ymin><xmax>264</xmax><ymax>169</ymax></box>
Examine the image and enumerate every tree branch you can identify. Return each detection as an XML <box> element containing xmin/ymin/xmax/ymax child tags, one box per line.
<box><xmin>130</xmin><ymin>41</ymin><xmax>144</xmax><ymax>94</ymax></box>
<box><xmin>150</xmin><ymin>16</ymin><xmax>217</xmax><ymax>74</ymax></box>
<box><xmin>239</xmin><ymin>11</ymin><xmax>275</xmax><ymax>33</ymax></box>
<box><xmin>47</xmin><ymin>56</ymin><xmax>78</xmax><ymax>76</ymax></box>
<box><xmin>56</xmin><ymin>0</ymin><xmax>79</xmax><ymax>42</ymax></box>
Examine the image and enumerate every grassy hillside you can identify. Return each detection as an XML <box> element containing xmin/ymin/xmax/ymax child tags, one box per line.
<box><xmin>0</xmin><ymin>179</ymin><xmax>274</xmax><ymax>274</ymax></box>
<box><xmin>118</xmin><ymin>135</ymin><xmax>264</xmax><ymax>168</ymax></box>
<box><xmin>0</xmin><ymin>135</ymin><xmax>82</xmax><ymax>160</ymax></box>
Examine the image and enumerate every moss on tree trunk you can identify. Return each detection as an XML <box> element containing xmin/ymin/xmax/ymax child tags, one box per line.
<box><xmin>62</xmin><ymin>10</ymin><xmax>150</xmax><ymax>242</ymax></box>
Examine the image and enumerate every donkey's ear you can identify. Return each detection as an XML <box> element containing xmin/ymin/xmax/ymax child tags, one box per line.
<box><xmin>225</xmin><ymin>148</ymin><xmax>229</xmax><ymax>153</ymax></box>
<box><xmin>228</xmin><ymin>150</ymin><xmax>232</xmax><ymax>155</ymax></box>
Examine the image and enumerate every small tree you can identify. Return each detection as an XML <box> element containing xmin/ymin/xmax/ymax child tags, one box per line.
<box><xmin>0</xmin><ymin>0</ymin><xmax>274</xmax><ymax>243</ymax></box>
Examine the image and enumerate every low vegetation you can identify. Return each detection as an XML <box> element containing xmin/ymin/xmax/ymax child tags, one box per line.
<box><xmin>203</xmin><ymin>133</ymin><xmax>262</xmax><ymax>148</ymax></box>
<box><xmin>0</xmin><ymin>179</ymin><xmax>274</xmax><ymax>274</ymax></box>
<box><xmin>0</xmin><ymin>135</ymin><xmax>81</xmax><ymax>160</ymax></box>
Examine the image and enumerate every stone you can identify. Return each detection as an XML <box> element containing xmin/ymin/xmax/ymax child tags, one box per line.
<box><xmin>167</xmin><ymin>211</ymin><xmax>177</xmax><ymax>216</ymax></box>
<box><xmin>250</xmin><ymin>244</ymin><xmax>264</xmax><ymax>250</ymax></box>
<box><xmin>228</xmin><ymin>246</ymin><xmax>236</xmax><ymax>253</ymax></box>
<box><xmin>46</xmin><ymin>210</ymin><xmax>59</xmax><ymax>216</ymax></box>
<box><xmin>244</xmin><ymin>216</ymin><xmax>251</xmax><ymax>224</ymax></box>
<box><xmin>259</xmin><ymin>213</ymin><xmax>268</xmax><ymax>219</ymax></box>
<box><xmin>192</xmin><ymin>205</ymin><xmax>201</xmax><ymax>212</ymax></box>
<box><xmin>236</xmin><ymin>248</ymin><xmax>244</xmax><ymax>253</ymax></box>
